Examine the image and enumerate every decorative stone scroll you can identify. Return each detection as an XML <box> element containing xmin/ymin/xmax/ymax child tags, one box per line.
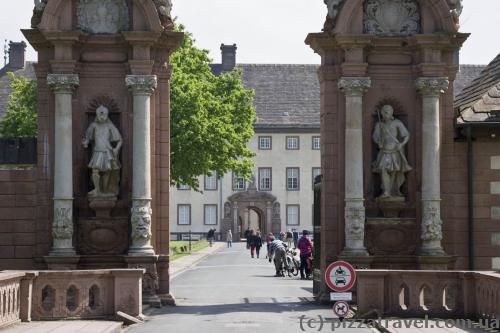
<box><xmin>415</xmin><ymin>77</ymin><xmax>450</xmax><ymax>97</ymax></box>
<box><xmin>338</xmin><ymin>77</ymin><xmax>372</xmax><ymax>96</ymax></box>
<box><xmin>76</xmin><ymin>0</ymin><xmax>130</xmax><ymax>34</ymax></box>
<box><xmin>125</xmin><ymin>75</ymin><xmax>158</xmax><ymax>95</ymax></box>
<box><xmin>47</xmin><ymin>74</ymin><xmax>80</xmax><ymax>93</ymax></box>
<box><xmin>364</xmin><ymin>0</ymin><xmax>420</xmax><ymax>36</ymax></box>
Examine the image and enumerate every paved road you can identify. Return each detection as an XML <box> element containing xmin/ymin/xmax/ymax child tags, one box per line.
<box><xmin>131</xmin><ymin>242</ymin><xmax>375</xmax><ymax>333</ymax></box>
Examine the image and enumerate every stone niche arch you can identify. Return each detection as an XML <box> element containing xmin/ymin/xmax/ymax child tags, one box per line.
<box><xmin>332</xmin><ymin>0</ymin><xmax>458</xmax><ymax>35</ymax></box>
<box><xmin>38</xmin><ymin>0</ymin><xmax>164</xmax><ymax>32</ymax></box>
<box><xmin>222</xmin><ymin>190</ymin><xmax>282</xmax><ymax>240</ymax></box>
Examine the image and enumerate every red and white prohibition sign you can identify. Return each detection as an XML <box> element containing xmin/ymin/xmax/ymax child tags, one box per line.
<box><xmin>325</xmin><ymin>261</ymin><xmax>357</xmax><ymax>292</ymax></box>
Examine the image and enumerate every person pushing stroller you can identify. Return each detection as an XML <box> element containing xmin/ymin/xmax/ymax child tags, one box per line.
<box><xmin>268</xmin><ymin>236</ymin><xmax>288</xmax><ymax>277</ymax></box>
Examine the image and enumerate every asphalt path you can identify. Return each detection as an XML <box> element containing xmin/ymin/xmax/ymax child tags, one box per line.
<box><xmin>131</xmin><ymin>242</ymin><xmax>375</xmax><ymax>333</ymax></box>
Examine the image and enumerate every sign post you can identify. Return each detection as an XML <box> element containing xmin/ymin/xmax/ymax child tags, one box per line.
<box><xmin>325</xmin><ymin>261</ymin><xmax>357</xmax><ymax>318</ymax></box>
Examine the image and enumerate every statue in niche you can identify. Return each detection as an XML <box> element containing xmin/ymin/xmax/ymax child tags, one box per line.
<box><xmin>224</xmin><ymin>202</ymin><xmax>231</xmax><ymax>218</ymax></box>
<box><xmin>273</xmin><ymin>202</ymin><xmax>280</xmax><ymax>218</ymax></box>
<box><xmin>82</xmin><ymin>105</ymin><xmax>123</xmax><ymax>198</ymax></box>
<box><xmin>247</xmin><ymin>172</ymin><xmax>257</xmax><ymax>190</ymax></box>
<box><xmin>372</xmin><ymin>105</ymin><xmax>412</xmax><ymax>200</ymax></box>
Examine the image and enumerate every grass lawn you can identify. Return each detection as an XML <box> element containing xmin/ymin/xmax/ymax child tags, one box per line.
<box><xmin>170</xmin><ymin>240</ymin><xmax>210</xmax><ymax>261</ymax></box>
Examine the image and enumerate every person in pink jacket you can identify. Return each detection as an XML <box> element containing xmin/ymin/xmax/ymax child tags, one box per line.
<box><xmin>297</xmin><ymin>230</ymin><xmax>313</xmax><ymax>280</ymax></box>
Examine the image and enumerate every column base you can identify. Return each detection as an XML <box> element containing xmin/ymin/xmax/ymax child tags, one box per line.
<box><xmin>125</xmin><ymin>255</ymin><xmax>161</xmax><ymax>307</ymax></box>
<box><xmin>418</xmin><ymin>247</ymin><xmax>447</xmax><ymax>257</ymax></box>
<box><xmin>340</xmin><ymin>248</ymin><xmax>370</xmax><ymax>257</ymax></box>
<box><xmin>417</xmin><ymin>255</ymin><xmax>456</xmax><ymax>270</ymax></box>
<box><xmin>44</xmin><ymin>255</ymin><xmax>80</xmax><ymax>270</ymax></box>
<box><xmin>128</xmin><ymin>247</ymin><xmax>156</xmax><ymax>256</ymax></box>
<box><xmin>337</xmin><ymin>255</ymin><xmax>373</xmax><ymax>269</ymax></box>
<box><xmin>49</xmin><ymin>248</ymin><xmax>76</xmax><ymax>257</ymax></box>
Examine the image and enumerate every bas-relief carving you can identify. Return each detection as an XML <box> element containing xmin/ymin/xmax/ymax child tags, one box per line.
<box><xmin>372</xmin><ymin>105</ymin><xmax>412</xmax><ymax>200</ymax></box>
<box><xmin>345</xmin><ymin>205</ymin><xmax>365</xmax><ymax>241</ymax></box>
<box><xmin>76</xmin><ymin>0</ymin><xmax>130</xmax><ymax>34</ymax></box>
<box><xmin>131</xmin><ymin>200</ymin><xmax>153</xmax><ymax>244</ymax></box>
<box><xmin>421</xmin><ymin>201</ymin><xmax>443</xmax><ymax>242</ymax></box>
<box><xmin>53</xmin><ymin>204</ymin><xmax>73</xmax><ymax>240</ymax></box>
<box><xmin>364</xmin><ymin>0</ymin><xmax>420</xmax><ymax>36</ymax></box>
<box><xmin>82</xmin><ymin>105</ymin><xmax>122</xmax><ymax>198</ymax></box>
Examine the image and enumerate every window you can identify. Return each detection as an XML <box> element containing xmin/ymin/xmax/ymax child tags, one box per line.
<box><xmin>286</xmin><ymin>205</ymin><xmax>300</xmax><ymax>226</ymax></box>
<box><xmin>258</xmin><ymin>136</ymin><xmax>272</xmax><ymax>150</ymax></box>
<box><xmin>312</xmin><ymin>168</ymin><xmax>321</xmax><ymax>189</ymax></box>
<box><xmin>233</xmin><ymin>173</ymin><xmax>246</xmax><ymax>191</ymax></box>
<box><xmin>204</xmin><ymin>205</ymin><xmax>218</xmax><ymax>225</ymax></box>
<box><xmin>312</xmin><ymin>136</ymin><xmax>321</xmax><ymax>150</ymax></box>
<box><xmin>286</xmin><ymin>136</ymin><xmax>300</xmax><ymax>150</ymax></box>
<box><xmin>204</xmin><ymin>172</ymin><xmax>217</xmax><ymax>190</ymax></box>
<box><xmin>287</xmin><ymin>167</ymin><xmax>300</xmax><ymax>191</ymax></box>
<box><xmin>259</xmin><ymin>168</ymin><xmax>272</xmax><ymax>191</ymax></box>
<box><xmin>177</xmin><ymin>205</ymin><xmax>191</xmax><ymax>225</ymax></box>
<box><xmin>177</xmin><ymin>183</ymin><xmax>190</xmax><ymax>190</ymax></box>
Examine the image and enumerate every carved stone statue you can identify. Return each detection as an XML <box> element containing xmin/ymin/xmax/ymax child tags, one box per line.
<box><xmin>247</xmin><ymin>172</ymin><xmax>257</xmax><ymax>190</ymax></box>
<box><xmin>153</xmin><ymin>0</ymin><xmax>173</xmax><ymax>29</ymax></box>
<box><xmin>224</xmin><ymin>202</ymin><xmax>231</xmax><ymax>218</ymax></box>
<box><xmin>31</xmin><ymin>0</ymin><xmax>48</xmax><ymax>28</ymax></box>
<box><xmin>372</xmin><ymin>105</ymin><xmax>412</xmax><ymax>199</ymax></box>
<box><xmin>82</xmin><ymin>105</ymin><xmax>122</xmax><ymax>198</ymax></box>
<box><xmin>273</xmin><ymin>202</ymin><xmax>280</xmax><ymax>218</ymax></box>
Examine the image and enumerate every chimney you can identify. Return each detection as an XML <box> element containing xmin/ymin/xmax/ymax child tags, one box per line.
<box><xmin>220</xmin><ymin>44</ymin><xmax>237</xmax><ymax>72</ymax></box>
<box><xmin>7</xmin><ymin>41</ymin><xmax>26</xmax><ymax>71</ymax></box>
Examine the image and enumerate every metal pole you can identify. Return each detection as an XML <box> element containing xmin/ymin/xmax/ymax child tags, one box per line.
<box><xmin>189</xmin><ymin>229</ymin><xmax>192</xmax><ymax>252</ymax></box>
<box><xmin>466</xmin><ymin>126</ymin><xmax>475</xmax><ymax>270</ymax></box>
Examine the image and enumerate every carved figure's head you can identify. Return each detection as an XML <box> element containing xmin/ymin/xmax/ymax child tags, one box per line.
<box><xmin>381</xmin><ymin>105</ymin><xmax>395</xmax><ymax>121</ymax></box>
<box><xmin>96</xmin><ymin>105</ymin><xmax>109</xmax><ymax>123</ymax></box>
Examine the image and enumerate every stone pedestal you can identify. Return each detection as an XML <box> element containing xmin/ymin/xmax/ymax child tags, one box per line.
<box><xmin>88</xmin><ymin>196</ymin><xmax>117</xmax><ymax>218</ymax></box>
<box><xmin>125</xmin><ymin>255</ymin><xmax>161</xmax><ymax>307</ymax></box>
<box><xmin>44</xmin><ymin>256</ymin><xmax>80</xmax><ymax>270</ymax></box>
<box><xmin>338</xmin><ymin>77</ymin><xmax>371</xmax><ymax>257</ymax></box>
<box><xmin>417</xmin><ymin>255</ymin><xmax>456</xmax><ymax>270</ymax></box>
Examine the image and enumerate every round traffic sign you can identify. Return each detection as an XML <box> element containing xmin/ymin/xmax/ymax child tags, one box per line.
<box><xmin>325</xmin><ymin>261</ymin><xmax>356</xmax><ymax>292</ymax></box>
<box><xmin>333</xmin><ymin>301</ymin><xmax>349</xmax><ymax>317</ymax></box>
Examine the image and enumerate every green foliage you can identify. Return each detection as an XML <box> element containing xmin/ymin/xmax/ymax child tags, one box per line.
<box><xmin>170</xmin><ymin>25</ymin><xmax>256</xmax><ymax>191</ymax></box>
<box><xmin>0</xmin><ymin>72</ymin><xmax>37</xmax><ymax>138</ymax></box>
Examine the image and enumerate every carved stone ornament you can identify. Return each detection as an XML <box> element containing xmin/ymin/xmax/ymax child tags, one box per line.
<box><xmin>338</xmin><ymin>77</ymin><xmax>372</xmax><ymax>96</ymax></box>
<box><xmin>364</xmin><ymin>0</ymin><xmax>421</xmax><ymax>36</ymax></box>
<box><xmin>76</xmin><ymin>0</ymin><xmax>130</xmax><ymax>34</ymax></box>
<box><xmin>126</xmin><ymin>75</ymin><xmax>158</xmax><ymax>95</ymax></box>
<box><xmin>345</xmin><ymin>205</ymin><xmax>365</xmax><ymax>241</ymax></box>
<box><xmin>31</xmin><ymin>0</ymin><xmax>48</xmax><ymax>28</ymax></box>
<box><xmin>323</xmin><ymin>0</ymin><xmax>345</xmax><ymax>31</ymax></box>
<box><xmin>421</xmin><ymin>201</ymin><xmax>443</xmax><ymax>242</ymax></box>
<box><xmin>47</xmin><ymin>74</ymin><xmax>79</xmax><ymax>93</ymax></box>
<box><xmin>53</xmin><ymin>205</ymin><xmax>73</xmax><ymax>240</ymax></box>
<box><xmin>415</xmin><ymin>77</ymin><xmax>450</xmax><ymax>96</ymax></box>
<box><xmin>153</xmin><ymin>0</ymin><xmax>173</xmax><ymax>29</ymax></box>
<box><xmin>131</xmin><ymin>200</ymin><xmax>153</xmax><ymax>243</ymax></box>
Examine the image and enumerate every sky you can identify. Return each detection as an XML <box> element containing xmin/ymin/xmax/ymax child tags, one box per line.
<box><xmin>0</xmin><ymin>0</ymin><xmax>498</xmax><ymax>65</ymax></box>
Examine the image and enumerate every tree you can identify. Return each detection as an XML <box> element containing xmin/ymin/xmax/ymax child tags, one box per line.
<box><xmin>170</xmin><ymin>26</ymin><xmax>256</xmax><ymax>191</ymax></box>
<box><xmin>0</xmin><ymin>72</ymin><xmax>38</xmax><ymax>138</ymax></box>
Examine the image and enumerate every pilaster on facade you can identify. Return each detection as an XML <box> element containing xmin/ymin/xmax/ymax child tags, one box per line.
<box><xmin>46</xmin><ymin>73</ymin><xmax>79</xmax><ymax>256</ymax></box>
<box><xmin>338</xmin><ymin>76</ymin><xmax>371</xmax><ymax>257</ymax></box>
<box><xmin>126</xmin><ymin>74</ymin><xmax>158</xmax><ymax>256</ymax></box>
<box><xmin>416</xmin><ymin>77</ymin><xmax>449</xmax><ymax>256</ymax></box>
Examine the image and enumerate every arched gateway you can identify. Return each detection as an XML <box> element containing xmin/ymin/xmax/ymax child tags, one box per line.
<box><xmin>222</xmin><ymin>184</ymin><xmax>282</xmax><ymax>239</ymax></box>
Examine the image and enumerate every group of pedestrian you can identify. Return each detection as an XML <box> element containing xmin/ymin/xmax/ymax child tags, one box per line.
<box><xmin>265</xmin><ymin>229</ymin><xmax>313</xmax><ymax>279</ymax></box>
<box><xmin>244</xmin><ymin>229</ymin><xmax>263</xmax><ymax>258</ymax></box>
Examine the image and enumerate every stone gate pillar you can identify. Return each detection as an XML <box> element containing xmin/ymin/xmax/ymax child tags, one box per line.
<box><xmin>126</xmin><ymin>75</ymin><xmax>158</xmax><ymax>256</ymax></box>
<box><xmin>47</xmin><ymin>74</ymin><xmax>79</xmax><ymax>256</ymax></box>
<box><xmin>339</xmin><ymin>77</ymin><xmax>371</xmax><ymax>257</ymax></box>
<box><xmin>416</xmin><ymin>77</ymin><xmax>449</xmax><ymax>256</ymax></box>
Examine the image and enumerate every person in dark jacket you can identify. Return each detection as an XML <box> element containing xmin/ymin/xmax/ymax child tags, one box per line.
<box><xmin>297</xmin><ymin>230</ymin><xmax>313</xmax><ymax>279</ymax></box>
<box><xmin>248</xmin><ymin>229</ymin><xmax>257</xmax><ymax>258</ymax></box>
<box><xmin>292</xmin><ymin>229</ymin><xmax>299</xmax><ymax>248</ymax></box>
<box><xmin>254</xmin><ymin>232</ymin><xmax>263</xmax><ymax>258</ymax></box>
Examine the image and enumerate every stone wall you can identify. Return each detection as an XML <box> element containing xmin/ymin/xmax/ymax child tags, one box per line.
<box><xmin>0</xmin><ymin>167</ymin><xmax>37</xmax><ymax>269</ymax></box>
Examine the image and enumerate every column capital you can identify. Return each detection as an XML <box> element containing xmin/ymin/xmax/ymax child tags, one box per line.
<box><xmin>126</xmin><ymin>75</ymin><xmax>158</xmax><ymax>95</ymax></box>
<box><xmin>47</xmin><ymin>74</ymin><xmax>79</xmax><ymax>93</ymax></box>
<box><xmin>415</xmin><ymin>77</ymin><xmax>449</xmax><ymax>96</ymax></box>
<box><xmin>338</xmin><ymin>77</ymin><xmax>371</xmax><ymax>96</ymax></box>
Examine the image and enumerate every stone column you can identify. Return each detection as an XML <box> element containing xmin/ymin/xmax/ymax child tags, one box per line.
<box><xmin>126</xmin><ymin>75</ymin><xmax>158</xmax><ymax>256</ymax></box>
<box><xmin>47</xmin><ymin>74</ymin><xmax>79</xmax><ymax>256</ymax></box>
<box><xmin>416</xmin><ymin>77</ymin><xmax>449</xmax><ymax>256</ymax></box>
<box><xmin>233</xmin><ymin>203</ymin><xmax>239</xmax><ymax>239</ymax></box>
<box><xmin>338</xmin><ymin>77</ymin><xmax>371</xmax><ymax>256</ymax></box>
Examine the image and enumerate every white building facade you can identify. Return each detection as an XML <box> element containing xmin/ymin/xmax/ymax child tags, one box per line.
<box><xmin>170</xmin><ymin>45</ymin><xmax>321</xmax><ymax>240</ymax></box>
